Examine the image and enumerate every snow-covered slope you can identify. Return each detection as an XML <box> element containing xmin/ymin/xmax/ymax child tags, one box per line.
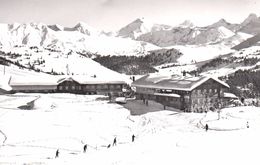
<box><xmin>170</xmin><ymin>44</ymin><xmax>234</xmax><ymax>64</ymax></box>
<box><xmin>156</xmin><ymin>45</ymin><xmax>260</xmax><ymax>78</ymax></box>
<box><xmin>0</xmin><ymin>47</ymin><xmax>130</xmax><ymax>82</ymax></box>
<box><xmin>0</xmin><ymin>94</ymin><xmax>260</xmax><ymax>164</ymax></box>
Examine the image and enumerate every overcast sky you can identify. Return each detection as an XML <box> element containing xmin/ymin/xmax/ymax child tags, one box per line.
<box><xmin>0</xmin><ymin>0</ymin><xmax>259</xmax><ymax>31</ymax></box>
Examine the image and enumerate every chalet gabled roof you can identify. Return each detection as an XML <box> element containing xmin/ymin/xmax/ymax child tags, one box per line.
<box><xmin>57</xmin><ymin>77</ymin><xmax>80</xmax><ymax>84</ymax></box>
<box><xmin>57</xmin><ymin>76</ymin><xmax>126</xmax><ymax>85</ymax></box>
<box><xmin>131</xmin><ymin>74</ymin><xmax>229</xmax><ymax>91</ymax></box>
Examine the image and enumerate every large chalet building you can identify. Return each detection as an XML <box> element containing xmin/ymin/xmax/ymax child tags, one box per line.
<box><xmin>7</xmin><ymin>76</ymin><xmax>126</xmax><ymax>96</ymax></box>
<box><xmin>132</xmin><ymin>74</ymin><xmax>236</xmax><ymax>112</ymax></box>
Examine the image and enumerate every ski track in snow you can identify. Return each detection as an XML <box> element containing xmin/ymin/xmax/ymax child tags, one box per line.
<box><xmin>0</xmin><ymin>94</ymin><xmax>259</xmax><ymax>164</ymax></box>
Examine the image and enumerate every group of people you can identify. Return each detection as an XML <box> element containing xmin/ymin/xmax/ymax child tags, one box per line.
<box><xmin>107</xmin><ymin>134</ymin><xmax>135</xmax><ymax>148</ymax></box>
<box><xmin>204</xmin><ymin>121</ymin><xmax>250</xmax><ymax>132</ymax></box>
<box><xmin>55</xmin><ymin>134</ymin><xmax>136</xmax><ymax>158</ymax></box>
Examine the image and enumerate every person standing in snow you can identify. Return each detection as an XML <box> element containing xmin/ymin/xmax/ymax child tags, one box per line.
<box><xmin>145</xmin><ymin>100</ymin><xmax>149</xmax><ymax>106</ymax></box>
<box><xmin>205</xmin><ymin>124</ymin><xmax>209</xmax><ymax>132</ymax></box>
<box><xmin>55</xmin><ymin>149</ymin><xmax>59</xmax><ymax>158</ymax></box>
<box><xmin>113</xmin><ymin>137</ymin><xmax>117</xmax><ymax>146</ymax></box>
<box><xmin>83</xmin><ymin>144</ymin><xmax>87</xmax><ymax>153</ymax></box>
<box><xmin>132</xmin><ymin>134</ymin><xmax>135</xmax><ymax>142</ymax></box>
<box><xmin>246</xmin><ymin>121</ymin><xmax>249</xmax><ymax>128</ymax></box>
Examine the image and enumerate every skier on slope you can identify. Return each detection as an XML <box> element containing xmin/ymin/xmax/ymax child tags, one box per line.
<box><xmin>55</xmin><ymin>149</ymin><xmax>59</xmax><ymax>158</ymax></box>
<box><xmin>205</xmin><ymin>124</ymin><xmax>209</xmax><ymax>132</ymax></box>
<box><xmin>83</xmin><ymin>144</ymin><xmax>87</xmax><ymax>153</ymax></box>
<box><xmin>113</xmin><ymin>137</ymin><xmax>117</xmax><ymax>146</ymax></box>
<box><xmin>132</xmin><ymin>134</ymin><xmax>135</xmax><ymax>142</ymax></box>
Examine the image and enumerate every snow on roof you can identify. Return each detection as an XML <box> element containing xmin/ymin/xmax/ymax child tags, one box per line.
<box><xmin>10</xmin><ymin>76</ymin><xmax>58</xmax><ymax>86</ymax></box>
<box><xmin>8</xmin><ymin>74</ymin><xmax>127</xmax><ymax>87</ymax></box>
<box><xmin>75</xmin><ymin>76</ymin><xmax>126</xmax><ymax>85</ymax></box>
<box><xmin>132</xmin><ymin>74</ymin><xmax>229</xmax><ymax>91</ymax></box>
<box><xmin>57</xmin><ymin>75</ymin><xmax>127</xmax><ymax>85</ymax></box>
<box><xmin>224</xmin><ymin>92</ymin><xmax>238</xmax><ymax>99</ymax></box>
<box><xmin>154</xmin><ymin>93</ymin><xmax>180</xmax><ymax>98</ymax></box>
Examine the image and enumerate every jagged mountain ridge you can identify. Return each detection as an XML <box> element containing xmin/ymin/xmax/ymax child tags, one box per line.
<box><xmin>118</xmin><ymin>13</ymin><xmax>259</xmax><ymax>47</ymax></box>
<box><xmin>0</xmin><ymin>22</ymin><xmax>160</xmax><ymax>56</ymax></box>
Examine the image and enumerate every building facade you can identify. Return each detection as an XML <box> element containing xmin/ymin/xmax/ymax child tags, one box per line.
<box><xmin>57</xmin><ymin>77</ymin><xmax>126</xmax><ymax>95</ymax></box>
<box><xmin>9</xmin><ymin>76</ymin><xmax>126</xmax><ymax>96</ymax></box>
<box><xmin>132</xmin><ymin>74</ymin><xmax>232</xmax><ymax>112</ymax></box>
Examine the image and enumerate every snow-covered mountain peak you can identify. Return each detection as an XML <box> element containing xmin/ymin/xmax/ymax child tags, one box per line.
<box><xmin>209</xmin><ymin>18</ymin><xmax>231</xmax><ymax>28</ymax></box>
<box><xmin>241</xmin><ymin>13</ymin><xmax>259</xmax><ymax>26</ymax></box>
<box><xmin>74</xmin><ymin>21</ymin><xmax>100</xmax><ymax>35</ymax></box>
<box><xmin>62</xmin><ymin>22</ymin><xmax>100</xmax><ymax>36</ymax></box>
<box><xmin>117</xmin><ymin>18</ymin><xmax>172</xmax><ymax>39</ymax></box>
<box><xmin>178</xmin><ymin>20</ymin><xmax>194</xmax><ymax>28</ymax></box>
<box><xmin>238</xmin><ymin>13</ymin><xmax>260</xmax><ymax>35</ymax></box>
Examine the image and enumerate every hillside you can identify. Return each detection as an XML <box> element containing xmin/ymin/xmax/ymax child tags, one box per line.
<box><xmin>0</xmin><ymin>47</ymin><xmax>129</xmax><ymax>82</ymax></box>
<box><xmin>232</xmin><ymin>34</ymin><xmax>260</xmax><ymax>50</ymax></box>
<box><xmin>93</xmin><ymin>48</ymin><xmax>182</xmax><ymax>75</ymax></box>
<box><xmin>156</xmin><ymin>45</ymin><xmax>260</xmax><ymax>97</ymax></box>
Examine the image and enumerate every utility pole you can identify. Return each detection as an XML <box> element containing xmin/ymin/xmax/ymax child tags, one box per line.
<box><xmin>66</xmin><ymin>64</ymin><xmax>70</xmax><ymax>75</ymax></box>
<box><xmin>3</xmin><ymin>65</ymin><xmax>5</xmax><ymax>75</ymax></box>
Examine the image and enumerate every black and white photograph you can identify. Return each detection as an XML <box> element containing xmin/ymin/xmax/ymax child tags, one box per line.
<box><xmin>0</xmin><ymin>0</ymin><xmax>260</xmax><ymax>164</ymax></box>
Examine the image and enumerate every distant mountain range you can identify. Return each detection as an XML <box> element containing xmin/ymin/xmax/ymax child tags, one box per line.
<box><xmin>0</xmin><ymin>13</ymin><xmax>259</xmax><ymax>75</ymax></box>
<box><xmin>118</xmin><ymin>13</ymin><xmax>259</xmax><ymax>47</ymax></box>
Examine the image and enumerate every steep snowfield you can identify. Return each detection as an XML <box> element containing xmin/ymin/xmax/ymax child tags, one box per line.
<box><xmin>0</xmin><ymin>94</ymin><xmax>259</xmax><ymax>164</ymax></box>
<box><xmin>169</xmin><ymin>44</ymin><xmax>234</xmax><ymax>64</ymax></box>
<box><xmin>222</xmin><ymin>32</ymin><xmax>253</xmax><ymax>47</ymax></box>
<box><xmin>218</xmin><ymin>26</ymin><xmax>235</xmax><ymax>38</ymax></box>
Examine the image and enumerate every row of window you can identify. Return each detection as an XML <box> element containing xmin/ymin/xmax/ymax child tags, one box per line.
<box><xmin>58</xmin><ymin>84</ymin><xmax>122</xmax><ymax>90</ymax></box>
<box><xmin>192</xmin><ymin>97</ymin><xmax>219</xmax><ymax>104</ymax></box>
<box><xmin>193</xmin><ymin>88</ymin><xmax>219</xmax><ymax>95</ymax></box>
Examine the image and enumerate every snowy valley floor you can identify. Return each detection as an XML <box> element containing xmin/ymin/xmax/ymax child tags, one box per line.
<box><xmin>0</xmin><ymin>93</ymin><xmax>260</xmax><ymax>164</ymax></box>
